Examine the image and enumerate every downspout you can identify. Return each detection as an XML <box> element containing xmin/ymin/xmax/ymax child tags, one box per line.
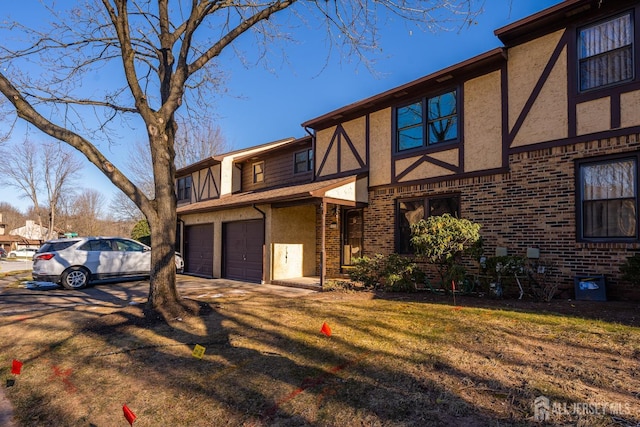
<box><xmin>253</xmin><ymin>204</ymin><xmax>267</xmax><ymax>284</ymax></box>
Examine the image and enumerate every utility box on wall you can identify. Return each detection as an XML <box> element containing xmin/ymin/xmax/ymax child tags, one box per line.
<box><xmin>573</xmin><ymin>275</ymin><xmax>606</xmax><ymax>301</ymax></box>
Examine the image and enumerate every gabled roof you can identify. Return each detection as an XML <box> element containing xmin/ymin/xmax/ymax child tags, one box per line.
<box><xmin>176</xmin><ymin>137</ymin><xmax>296</xmax><ymax>176</ymax></box>
<box><xmin>302</xmin><ymin>48</ymin><xmax>505</xmax><ymax>131</ymax></box>
<box><xmin>177</xmin><ymin>175</ymin><xmax>363</xmax><ymax>214</ymax></box>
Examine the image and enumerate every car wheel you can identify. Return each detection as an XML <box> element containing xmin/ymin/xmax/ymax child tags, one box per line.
<box><xmin>61</xmin><ymin>267</ymin><xmax>89</xmax><ymax>290</ymax></box>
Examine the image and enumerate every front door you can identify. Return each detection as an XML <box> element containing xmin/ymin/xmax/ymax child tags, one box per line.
<box><xmin>342</xmin><ymin>208</ymin><xmax>363</xmax><ymax>266</ymax></box>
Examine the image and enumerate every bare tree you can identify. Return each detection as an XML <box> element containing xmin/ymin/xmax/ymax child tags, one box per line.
<box><xmin>0</xmin><ymin>140</ymin><xmax>82</xmax><ymax>239</ymax></box>
<box><xmin>0</xmin><ymin>202</ymin><xmax>26</xmax><ymax>234</ymax></box>
<box><xmin>111</xmin><ymin>117</ymin><xmax>229</xmax><ymax>219</ymax></box>
<box><xmin>64</xmin><ymin>189</ymin><xmax>106</xmax><ymax>236</ymax></box>
<box><xmin>174</xmin><ymin>117</ymin><xmax>230</xmax><ymax>169</ymax></box>
<box><xmin>0</xmin><ymin>1</ymin><xmax>481</xmax><ymax>316</ymax></box>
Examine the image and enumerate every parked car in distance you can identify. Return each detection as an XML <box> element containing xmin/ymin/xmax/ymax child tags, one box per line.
<box><xmin>8</xmin><ymin>248</ymin><xmax>38</xmax><ymax>259</ymax></box>
<box><xmin>32</xmin><ymin>237</ymin><xmax>185</xmax><ymax>289</ymax></box>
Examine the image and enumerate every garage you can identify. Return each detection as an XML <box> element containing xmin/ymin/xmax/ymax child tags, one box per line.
<box><xmin>184</xmin><ymin>223</ymin><xmax>214</xmax><ymax>278</ymax></box>
<box><xmin>223</xmin><ymin>219</ymin><xmax>264</xmax><ymax>283</ymax></box>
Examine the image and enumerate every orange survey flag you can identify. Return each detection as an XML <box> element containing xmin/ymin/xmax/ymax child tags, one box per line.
<box><xmin>320</xmin><ymin>322</ymin><xmax>332</xmax><ymax>337</ymax></box>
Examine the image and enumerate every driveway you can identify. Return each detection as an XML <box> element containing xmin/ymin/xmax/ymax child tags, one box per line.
<box><xmin>0</xmin><ymin>274</ymin><xmax>317</xmax><ymax>316</ymax></box>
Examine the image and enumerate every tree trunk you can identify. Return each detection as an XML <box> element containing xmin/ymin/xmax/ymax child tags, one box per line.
<box><xmin>144</xmin><ymin>126</ymin><xmax>183</xmax><ymax>318</ymax></box>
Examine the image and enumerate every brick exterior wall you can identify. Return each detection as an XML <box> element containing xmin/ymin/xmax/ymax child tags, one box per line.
<box><xmin>315</xmin><ymin>202</ymin><xmax>342</xmax><ymax>278</ymax></box>
<box><xmin>362</xmin><ymin>134</ymin><xmax>640</xmax><ymax>301</ymax></box>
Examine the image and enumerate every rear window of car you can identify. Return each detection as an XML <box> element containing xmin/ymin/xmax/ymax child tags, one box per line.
<box><xmin>39</xmin><ymin>241</ymin><xmax>78</xmax><ymax>252</ymax></box>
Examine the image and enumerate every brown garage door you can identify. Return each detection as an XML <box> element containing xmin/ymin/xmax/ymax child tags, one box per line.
<box><xmin>223</xmin><ymin>219</ymin><xmax>264</xmax><ymax>283</ymax></box>
<box><xmin>184</xmin><ymin>223</ymin><xmax>214</xmax><ymax>278</ymax></box>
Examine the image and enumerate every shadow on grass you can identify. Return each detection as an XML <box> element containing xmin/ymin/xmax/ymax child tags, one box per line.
<box><xmin>1</xmin><ymin>281</ymin><xmax>639</xmax><ymax>426</ymax></box>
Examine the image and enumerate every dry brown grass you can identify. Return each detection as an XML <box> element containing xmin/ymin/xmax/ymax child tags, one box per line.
<box><xmin>1</xmin><ymin>287</ymin><xmax>639</xmax><ymax>426</ymax></box>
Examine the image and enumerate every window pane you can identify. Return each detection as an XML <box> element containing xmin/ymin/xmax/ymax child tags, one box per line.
<box><xmin>397</xmin><ymin>200</ymin><xmax>424</xmax><ymax>253</ymax></box>
<box><xmin>584</xmin><ymin>199</ymin><xmax>636</xmax><ymax>237</ymax></box>
<box><xmin>398</xmin><ymin>126</ymin><xmax>424</xmax><ymax>151</ymax></box>
<box><xmin>397</xmin><ymin>102</ymin><xmax>424</xmax><ymax>151</ymax></box>
<box><xmin>580</xmin><ymin>14</ymin><xmax>632</xmax><ymax>57</ymax></box>
<box><xmin>428</xmin><ymin>92</ymin><xmax>456</xmax><ymax>120</ymax></box>
<box><xmin>429</xmin><ymin>117</ymin><xmax>458</xmax><ymax>144</ymax></box>
<box><xmin>429</xmin><ymin>196</ymin><xmax>460</xmax><ymax>217</ymax></box>
<box><xmin>582</xmin><ymin>159</ymin><xmax>635</xmax><ymax>200</ymax></box>
<box><xmin>579</xmin><ymin>13</ymin><xmax>633</xmax><ymax>90</ymax></box>
<box><xmin>397</xmin><ymin>102</ymin><xmax>422</xmax><ymax>128</ymax></box>
<box><xmin>581</xmin><ymin>158</ymin><xmax>637</xmax><ymax>238</ymax></box>
<box><xmin>428</xmin><ymin>91</ymin><xmax>457</xmax><ymax>144</ymax></box>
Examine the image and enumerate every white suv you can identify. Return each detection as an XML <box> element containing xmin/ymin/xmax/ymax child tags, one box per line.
<box><xmin>32</xmin><ymin>237</ymin><xmax>184</xmax><ymax>289</ymax></box>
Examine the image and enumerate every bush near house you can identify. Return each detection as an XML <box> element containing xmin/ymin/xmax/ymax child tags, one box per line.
<box><xmin>349</xmin><ymin>253</ymin><xmax>425</xmax><ymax>292</ymax></box>
<box><xmin>410</xmin><ymin>214</ymin><xmax>481</xmax><ymax>288</ymax></box>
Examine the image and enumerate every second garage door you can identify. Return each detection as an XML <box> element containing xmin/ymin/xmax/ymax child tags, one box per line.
<box><xmin>223</xmin><ymin>219</ymin><xmax>264</xmax><ymax>283</ymax></box>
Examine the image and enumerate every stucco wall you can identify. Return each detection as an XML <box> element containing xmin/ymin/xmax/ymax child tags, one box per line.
<box><xmin>270</xmin><ymin>204</ymin><xmax>316</xmax><ymax>279</ymax></box>
<box><xmin>464</xmin><ymin>71</ymin><xmax>503</xmax><ymax>171</ymax></box>
<box><xmin>340</xmin><ymin>116</ymin><xmax>367</xmax><ymax>172</ymax></box>
<box><xmin>369</xmin><ymin>108</ymin><xmax>392</xmax><ymax>187</ymax></box>
<box><xmin>508</xmin><ymin>29</ymin><xmax>568</xmax><ymax>146</ymax></box>
<box><xmin>621</xmin><ymin>89</ymin><xmax>640</xmax><ymax>128</ymax></box>
<box><xmin>316</xmin><ymin>127</ymin><xmax>338</xmax><ymax>177</ymax></box>
<box><xmin>576</xmin><ymin>98</ymin><xmax>611</xmax><ymax>136</ymax></box>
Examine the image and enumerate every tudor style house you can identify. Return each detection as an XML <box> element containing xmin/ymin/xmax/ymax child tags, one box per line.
<box><xmin>177</xmin><ymin>0</ymin><xmax>640</xmax><ymax>299</ymax></box>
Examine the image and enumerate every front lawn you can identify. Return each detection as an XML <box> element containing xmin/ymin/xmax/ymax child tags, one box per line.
<box><xmin>1</xmin><ymin>287</ymin><xmax>639</xmax><ymax>426</ymax></box>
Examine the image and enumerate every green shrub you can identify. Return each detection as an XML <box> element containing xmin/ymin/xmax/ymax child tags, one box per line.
<box><xmin>349</xmin><ymin>253</ymin><xmax>425</xmax><ymax>292</ymax></box>
<box><xmin>131</xmin><ymin>219</ymin><xmax>151</xmax><ymax>245</ymax></box>
<box><xmin>349</xmin><ymin>254</ymin><xmax>385</xmax><ymax>288</ymax></box>
<box><xmin>410</xmin><ymin>214</ymin><xmax>481</xmax><ymax>286</ymax></box>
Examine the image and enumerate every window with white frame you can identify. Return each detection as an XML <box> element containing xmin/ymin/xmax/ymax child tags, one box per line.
<box><xmin>578</xmin><ymin>156</ymin><xmax>638</xmax><ymax>240</ymax></box>
<box><xmin>578</xmin><ymin>12</ymin><xmax>634</xmax><ymax>91</ymax></box>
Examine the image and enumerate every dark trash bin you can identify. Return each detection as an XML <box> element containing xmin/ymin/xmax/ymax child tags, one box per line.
<box><xmin>573</xmin><ymin>275</ymin><xmax>606</xmax><ymax>301</ymax></box>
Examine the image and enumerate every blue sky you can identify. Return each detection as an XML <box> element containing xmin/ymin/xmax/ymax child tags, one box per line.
<box><xmin>0</xmin><ymin>0</ymin><xmax>562</xmax><ymax>214</ymax></box>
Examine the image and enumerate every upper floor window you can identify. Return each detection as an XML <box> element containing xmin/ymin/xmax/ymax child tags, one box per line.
<box><xmin>253</xmin><ymin>161</ymin><xmax>264</xmax><ymax>184</ymax></box>
<box><xmin>577</xmin><ymin>155</ymin><xmax>637</xmax><ymax>240</ymax></box>
<box><xmin>396</xmin><ymin>194</ymin><xmax>460</xmax><ymax>253</ymax></box>
<box><xmin>177</xmin><ymin>176</ymin><xmax>192</xmax><ymax>202</ymax></box>
<box><xmin>578</xmin><ymin>12</ymin><xmax>634</xmax><ymax>92</ymax></box>
<box><xmin>294</xmin><ymin>149</ymin><xmax>313</xmax><ymax>174</ymax></box>
<box><xmin>396</xmin><ymin>89</ymin><xmax>458</xmax><ymax>152</ymax></box>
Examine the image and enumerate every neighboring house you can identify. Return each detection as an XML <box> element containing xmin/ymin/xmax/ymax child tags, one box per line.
<box><xmin>177</xmin><ymin>135</ymin><xmax>367</xmax><ymax>284</ymax></box>
<box><xmin>9</xmin><ymin>220</ymin><xmax>52</xmax><ymax>242</ymax></box>
<box><xmin>178</xmin><ymin>0</ymin><xmax>640</xmax><ymax>300</ymax></box>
